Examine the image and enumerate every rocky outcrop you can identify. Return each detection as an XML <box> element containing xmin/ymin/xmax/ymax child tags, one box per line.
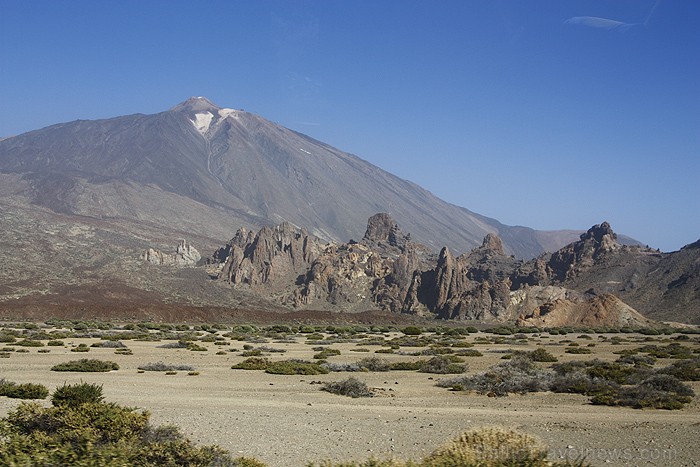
<box><xmin>142</xmin><ymin>240</ymin><xmax>201</xmax><ymax>266</ymax></box>
<box><xmin>218</xmin><ymin>222</ymin><xmax>322</xmax><ymax>294</ymax></box>
<box><xmin>212</xmin><ymin>215</ymin><xmax>672</xmax><ymax>326</ymax></box>
<box><xmin>545</xmin><ymin>222</ymin><xmax>621</xmax><ymax>282</ymax></box>
<box><xmin>517</xmin><ymin>293</ymin><xmax>652</xmax><ymax>328</ymax></box>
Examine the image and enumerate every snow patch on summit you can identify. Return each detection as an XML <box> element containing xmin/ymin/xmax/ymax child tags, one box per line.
<box><xmin>191</xmin><ymin>112</ymin><xmax>214</xmax><ymax>135</ymax></box>
<box><xmin>218</xmin><ymin>108</ymin><xmax>239</xmax><ymax>120</ymax></box>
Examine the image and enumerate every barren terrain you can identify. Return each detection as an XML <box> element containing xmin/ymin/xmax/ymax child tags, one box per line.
<box><xmin>1</xmin><ymin>328</ymin><xmax>698</xmax><ymax>466</ymax></box>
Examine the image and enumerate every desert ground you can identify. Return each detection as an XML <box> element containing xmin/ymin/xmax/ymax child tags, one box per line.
<box><xmin>1</xmin><ymin>326</ymin><xmax>698</xmax><ymax>466</ymax></box>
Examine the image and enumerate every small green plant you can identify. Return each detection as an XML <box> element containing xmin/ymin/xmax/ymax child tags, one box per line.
<box><xmin>401</xmin><ymin>326</ymin><xmax>423</xmax><ymax>336</ymax></box>
<box><xmin>529</xmin><ymin>347</ymin><xmax>558</xmax><ymax>362</ymax></box>
<box><xmin>314</xmin><ymin>348</ymin><xmax>341</xmax><ymax>359</ymax></box>
<box><xmin>231</xmin><ymin>357</ymin><xmax>270</xmax><ymax>370</ymax></box>
<box><xmin>51</xmin><ymin>382</ymin><xmax>104</xmax><ymax>407</ymax></box>
<box><xmin>14</xmin><ymin>339</ymin><xmax>44</xmax><ymax>347</ymax></box>
<box><xmin>0</xmin><ymin>381</ymin><xmax>49</xmax><ymax>400</ymax></box>
<box><xmin>419</xmin><ymin>356</ymin><xmax>467</xmax><ymax>374</ymax></box>
<box><xmin>138</xmin><ymin>362</ymin><xmax>195</xmax><ymax>372</ymax></box>
<box><xmin>71</xmin><ymin>343</ymin><xmax>91</xmax><ymax>352</ymax></box>
<box><xmin>322</xmin><ymin>377</ymin><xmax>374</xmax><ymax>398</ymax></box>
<box><xmin>265</xmin><ymin>360</ymin><xmax>329</xmax><ymax>375</ymax></box>
<box><xmin>51</xmin><ymin>359</ymin><xmax>119</xmax><ymax>372</ymax></box>
<box><xmin>357</xmin><ymin>356</ymin><xmax>391</xmax><ymax>372</ymax></box>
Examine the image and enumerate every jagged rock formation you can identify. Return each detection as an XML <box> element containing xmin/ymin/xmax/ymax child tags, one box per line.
<box><xmin>218</xmin><ymin>222</ymin><xmax>322</xmax><ymax>295</ymax></box>
<box><xmin>142</xmin><ymin>240</ymin><xmax>201</xmax><ymax>266</ymax></box>
<box><xmin>212</xmin><ymin>214</ymin><xmax>667</xmax><ymax>326</ymax></box>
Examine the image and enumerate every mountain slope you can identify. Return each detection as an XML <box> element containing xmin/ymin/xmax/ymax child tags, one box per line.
<box><xmin>1</xmin><ymin>97</ymin><xmax>572</xmax><ymax>258</ymax></box>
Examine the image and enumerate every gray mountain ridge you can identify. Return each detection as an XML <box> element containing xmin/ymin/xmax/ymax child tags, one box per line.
<box><xmin>0</xmin><ymin>97</ymin><xmax>635</xmax><ymax>259</ymax></box>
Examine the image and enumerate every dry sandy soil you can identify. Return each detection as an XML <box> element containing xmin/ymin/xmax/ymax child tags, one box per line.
<box><xmin>1</xmin><ymin>330</ymin><xmax>699</xmax><ymax>466</ymax></box>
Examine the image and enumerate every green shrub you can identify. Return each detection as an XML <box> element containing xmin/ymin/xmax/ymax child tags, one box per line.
<box><xmin>357</xmin><ymin>356</ymin><xmax>391</xmax><ymax>372</ymax></box>
<box><xmin>47</xmin><ymin>340</ymin><xmax>64</xmax><ymax>346</ymax></box>
<box><xmin>0</xmin><ymin>398</ymin><xmax>242</xmax><ymax>465</ymax></box>
<box><xmin>314</xmin><ymin>348</ymin><xmax>341</xmax><ymax>359</ymax></box>
<box><xmin>454</xmin><ymin>349</ymin><xmax>483</xmax><ymax>357</ymax></box>
<box><xmin>658</xmin><ymin>357</ymin><xmax>700</xmax><ymax>381</ymax></box>
<box><xmin>52</xmin><ymin>382</ymin><xmax>104</xmax><ymax>407</ymax></box>
<box><xmin>0</xmin><ymin>333</ymin><xmax>16</xmax><ymax>343</ymax></box>
<box><xmin>438</xmin><ymin>356</ymin><xmax>551</xmax><ymax>396</ymax></box>
<box><xmin>231</xmin><ymin>357</ymin><xmax>270</xmax><ymax>370</ymax></box>
<box><xmin>138</xmin><ymin>362</ymin><xmax>195</xmax><ymax>372</ymax></box>
<box><xmin>529</xmin><ymin>347</ymin><xmax>558</xmax><ymax>362</ymax></box>
<box><xmin>423</xmin><ymin>427</ymin><xmax>549</xmax><ymax>466</ymax></box>
<box><xmin>419</xmin><ymin>356</ymin><xmax>467</xmax><ymax>374</ymax></box>
<box><xmin>14</xmin><ymin>339</ymin><xmax>44</xmax><ymax>347</ymax></box>
<box><xmin>0</xmin><ymin>382</ymin><xmax>49</xmax><ymax>399</ymax></box>
<box><xmin>322</xmin><ymin>377</ymin><xmax>374</xmax><ymax>398</ymax></box>
<box><xmin>51</xmin><ymin>359</ymin><xmax>119</xmax><ymax>372</ymax></box>
<box><xmin>265</xmin><ymin>360</ymin><xmax>329</xmax><ymax>375</ymax></box>
<box><xmin>71</xmin><ymin>343</ymin><xmax>90</xmax><ymax>352</ymax></box>
<box><xmin>565</xmin><ymin>347</ymin><xmax>592</xmax><ymax>354</ymax></box>
<box><xmin>389</xmin><ymin>361</ymin><xmax>425</xmax><ymax>371</ymax></box>
<box><xmin>592</xmin><ymin>374</ymin><xmax>694</xmax><ymax>410</ymax></box>
<box><xmin>401</xmin><ymin>326</ymin><xmax>423</xmax><ymax>336</ymax></box>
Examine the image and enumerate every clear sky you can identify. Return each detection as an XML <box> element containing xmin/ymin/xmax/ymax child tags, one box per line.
<box><xmin>1</xmin><ymin>0</ymin><xmax>698</xmax><ymax>252</ymax></box>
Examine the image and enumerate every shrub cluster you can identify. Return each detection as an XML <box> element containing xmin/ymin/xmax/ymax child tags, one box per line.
<box><xmin>322</xmin><ymin>377</ymin><xmax>374</xmax><ymax>398</ymax></box>
<box><xmin>265</xmin><ymin>359</ymin><xmax>329</xmax><ymax>375</ymax></box>
<box><xmin>51</xmin><ymin>359</ymin><xmax>119</xmax><ymax>372</ymax></box>
<box><xmin>0</xmin><ymin>379</ymin><xmax>49</xmax><ymax>400</ymax></box>
<box><xmin>0</xmin><ymin>384</ymin><xmax>248</xmax><ymax>466</ymax></box>
<box><xmin>138</xmin><ymin>362</ymin><xmax>195</xmax><ymax>372</ymax></box>
<box><xmin>310</xmin><ymin>427</ymin><xmax>588</xmax><ymax>466</ymax></box>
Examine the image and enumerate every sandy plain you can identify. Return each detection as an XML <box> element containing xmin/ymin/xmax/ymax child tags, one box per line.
<box><xmin>1</xmin><ymin>330</ymin><xmax>698</xmax><ymax>467</ymax></box>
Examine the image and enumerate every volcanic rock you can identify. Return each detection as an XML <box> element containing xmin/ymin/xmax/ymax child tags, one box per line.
<box><xmin>141</xmin><ymin>240</ymin><xmax>201</xmax><ymax>266</ymax></box>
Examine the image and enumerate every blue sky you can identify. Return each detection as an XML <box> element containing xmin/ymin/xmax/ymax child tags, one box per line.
<box><xmin>1</xmin><ymin>0</ymin><xmax>698</xmax><ymax>252</ymax></box>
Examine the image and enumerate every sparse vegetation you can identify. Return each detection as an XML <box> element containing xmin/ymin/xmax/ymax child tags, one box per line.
<box><xmin>0</xmin><ymin>392</ymin><xmax>243</xmax><ymax>465</ymax></box>
<box><xmin>322</xmin><ymin>377</ymin><xmax>374</xmax><ymax>398</ymax></box>
<box><xmin>0</xmin><ymin>380</ymin><xmax>49</xmax><ymax>400</ymax></box>
<box><xmin>51</xmin><ymin>359</ymin><xmax>119</xmax><ymax>372</ymax></box>
<box><xmin>52</xmin><ymin>382</ymin><xmax>105</xmax><ymax>407</ymax></box>
<box><xmin>138</xmin><ymin>362</ymin><xmax>195</xmax><ymax>372</ymax></box>
<box><xmin>265</xmin><ymin>359</ymin><xmax>329</xmax><ymax>375</ymax></box>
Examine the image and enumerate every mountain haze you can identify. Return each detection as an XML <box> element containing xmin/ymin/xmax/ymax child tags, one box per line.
<box><xmin>0</xmin><ymin>97</ymin><xmax>579</xmax><ymax>258</ymax></box>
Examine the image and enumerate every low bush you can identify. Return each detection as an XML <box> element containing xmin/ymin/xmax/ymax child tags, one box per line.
<box><xmin>454</xmin><ymin>349</ymin><xmax>483</xmax><ymax>357</ymax></box>
<box><xmin>389</xmin><ymin>361</ymin><xmax>424</xmax><ymax>371</ymax></box>
<box><xmin>14</xmin><ymin>339</ymin><xmax>44</xmax><ymax>347</ymax></box>
<box><xmin>592</xmin><ymin>374</ymin><xmax>695</xmax><ymax>410</ymax></box>
<box><xmin>424</xmin><ymin>427</ymin><xmax>549</xmax><ymax>466</ymax></box>
<box><xmin>231</xmin><ymin>357</ymin><xmax>270</xmax><ymax>370</ymax></box>
<box><xmin>0</xmin><ymin>381</ymin><xmax>49</xmax><ymax>400</ymax></box>
<box><xmin>138</xmin><ymin>362</ymin><xmax>195</xmax><ymax>372</ymax></box>
<box><xmin>401</xmin><ymin>326</ymin><xmax>423</xmax><ymax>336</ymax></box>
<box><xmin>92</xmin><ymin>340</ymin><xmax>127</xmax><ymax>348</ymax></box>
<box><xmin>265</xmin><ymin>360</ymin><xmax>329</xmax><ymax>375</ymax></box>
<box><xmin>419</xmin><ymin>356</ymin><xmax>467</xmax><ymax>374</ymax></box>
<box><xmin>71</xmin><ymin>343</ymin><xmax>91</xmax><ymax>352</ymax></box>
<box><xmin>322</xmin><ymin>377</ymin><xmax>374</xmax><ymax>398</ymax></box>
<box><xmin>51</xmin><ymin>359</ymin><xmax>119</xmax><ymax>372</ymax></box>
<box><xmin>357</xmin><ymin>356</ymin><xmax>390</xmax><ymax>372</ymax></box>
<box><xmin>438</xmin><ymin>356</ymin><xmax>551</xmax><ymax>396</ymax></box>
<box><xmin>52</xmin><ymin>382</ymin><xmax>104</xmax><ymax>407</ymax></box>
<box><xmin>658</xmin><ymin>357</ymin><xmax>700</xmax><ymax>381</ymax></box>
<box><xmin>314</xmin><ymin>348</ymin><xmax>341</xmax><ymax>359</ymax></box>
<box><xmin>565</xmin><ymin>347</ymin><xmax>592</xmax><ymax>355</ymax></box>
<box><xmin>529</xmin><ymin>347</ymin><xmax>558</xmax><ymax>362</ymax></box>
<box><xmin>0</xmin><ymin>394</ymin><xmax>245</xmax><ymax>465</ymax></box>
